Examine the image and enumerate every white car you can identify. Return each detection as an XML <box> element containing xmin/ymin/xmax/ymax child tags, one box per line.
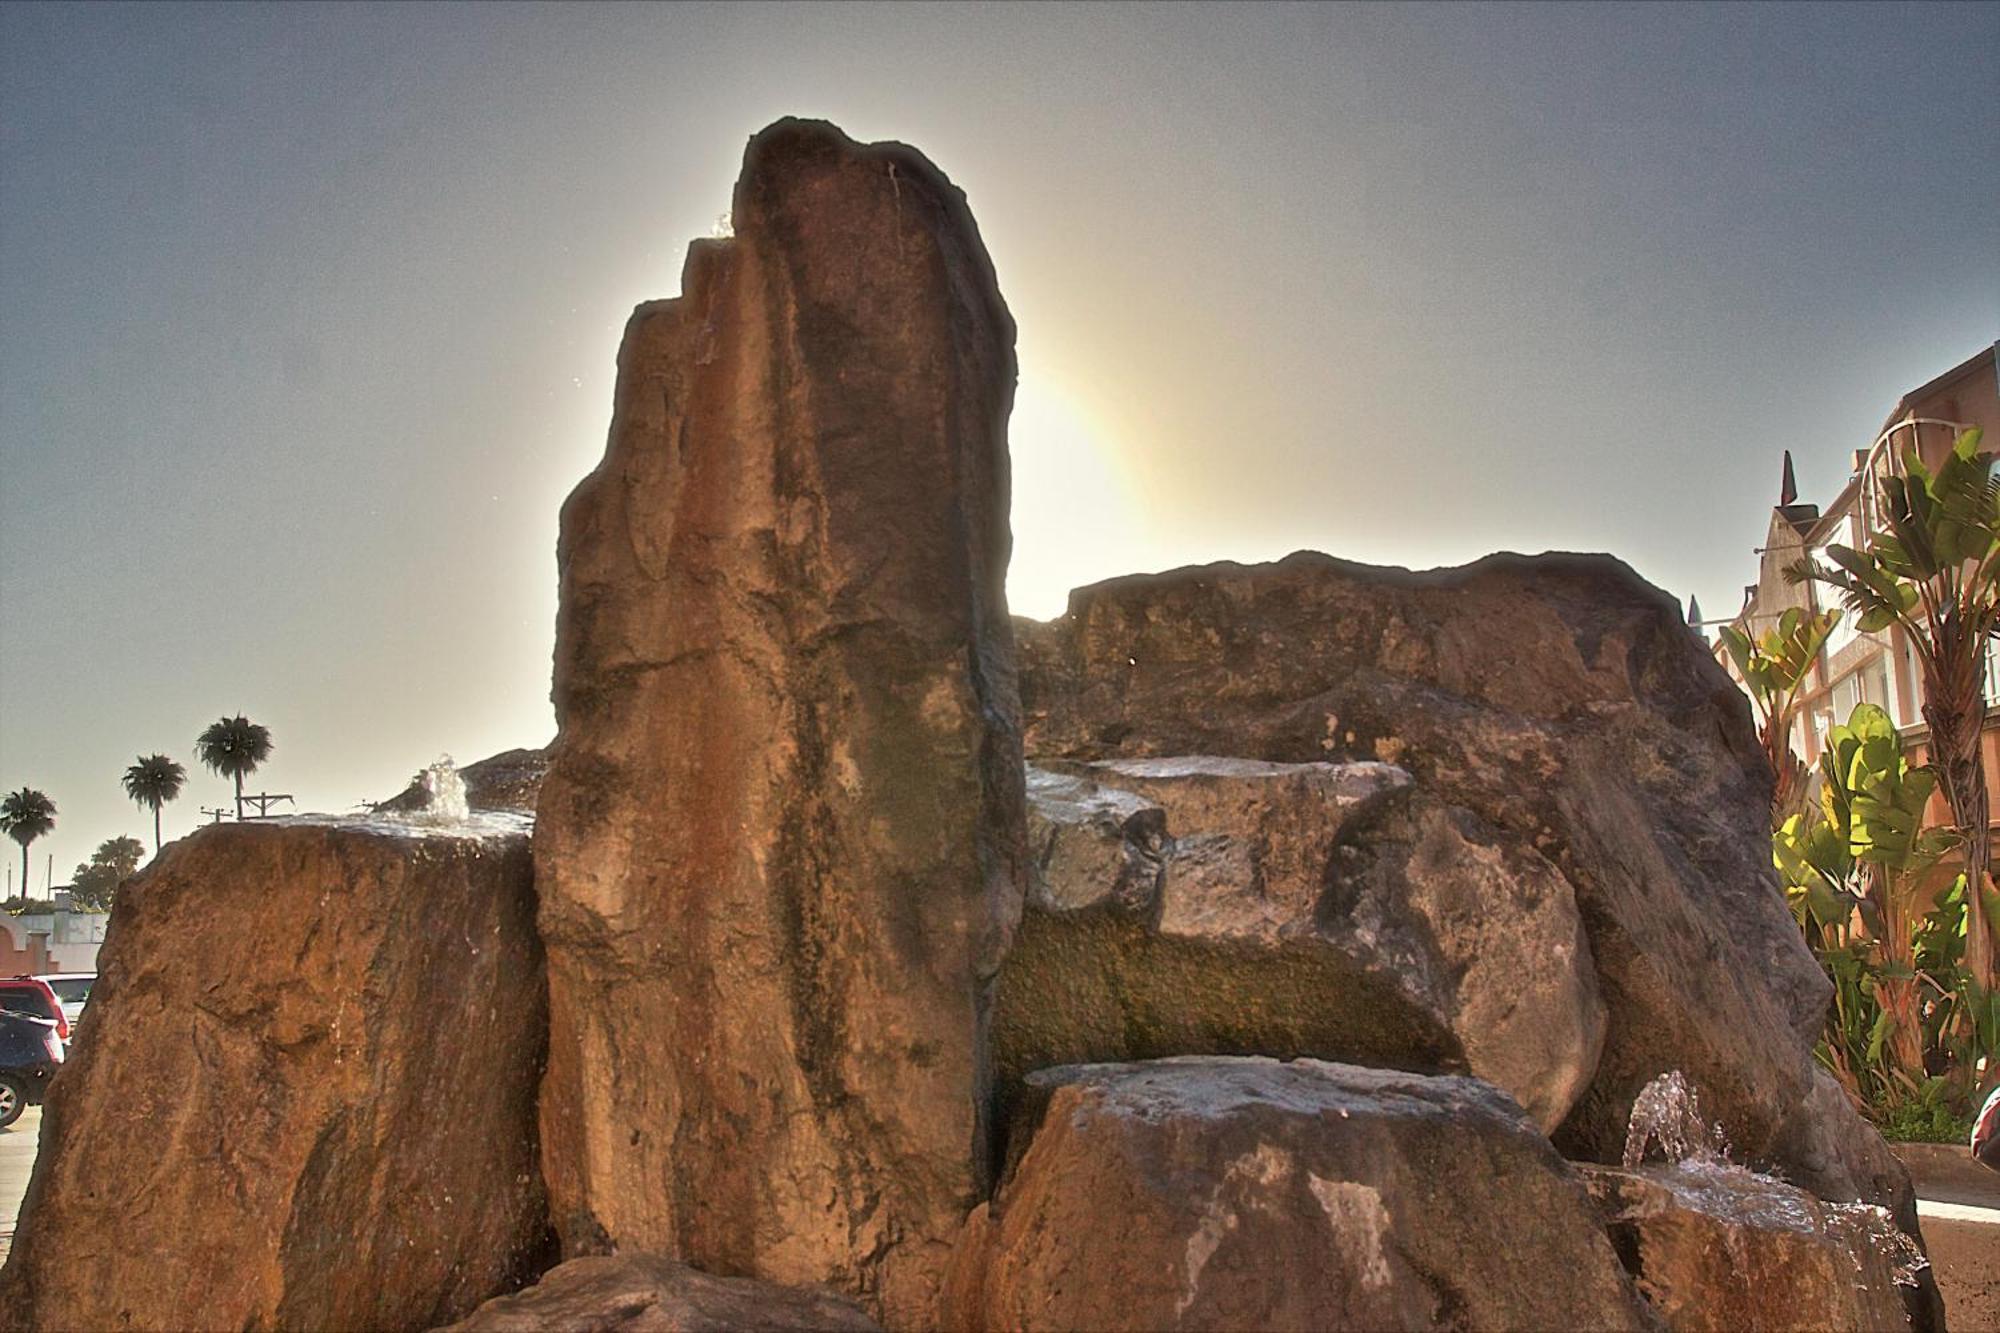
<box><xmin>34</xmin><ymin>973</ymin><xmax>93</xmax><ymax>1032</ymax></box>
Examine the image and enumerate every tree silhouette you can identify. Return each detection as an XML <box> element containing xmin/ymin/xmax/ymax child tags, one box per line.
<box><xmin>196</xmin><ymin>716</ymin><xmax>273</xmax><ymax>820</ymax></box>
<box><xmin>123</xmin><ymin>753</ymin><xmax>187</xmax><ymax>852</ymax></box>
<box><xmin>0</xmin><ymin>789</ymin><xmax>57</xmax><ymax>898</ymax></box>
<box><xmin>70</xmin><ymin>836</ymin><xmax>146</xmax><ymax>911</ymax></box>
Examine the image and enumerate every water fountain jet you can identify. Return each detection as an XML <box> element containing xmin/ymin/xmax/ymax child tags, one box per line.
<box><xmin>398</xmin><ymin>754</ymin><xmax>471</xmax><ymax>826</ymax></box>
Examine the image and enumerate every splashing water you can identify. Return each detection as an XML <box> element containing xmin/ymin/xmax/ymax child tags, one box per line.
<box><xmin>1623</xmin><ymin>1071</ymin><xmax>1731</xmax><ymax>1168</ymax></box>
<box><xmin>1825</xmin><ymin>1200</ymin><xmax>1932</xmax><ymax>1287</ymax></box>
<box><xmin>1622</xmin><ymin>1071</ymin><xmax>1930</xmax><ymax>1287</ymax></box>
<box><xmin>412</xmin><ymin>755</ymin><xmax>469</xmax><ymax>825</ymax></box>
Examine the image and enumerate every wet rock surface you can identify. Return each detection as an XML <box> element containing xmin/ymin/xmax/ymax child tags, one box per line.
<box><xmin>1012</xmin><ymin>552</ymin><xmax>1852</xmax><ymax>1177</ymax></box>
<box><xmin>946</xmin><ymin>1057</ymin><xmax>1650</xmax><ymax>1333</ymax></box>
<box><xmin>1580</xmin><ymin>1163</ymin><xmax>1915</xmax><ymax>1332</ymax></box>
<box><xmin>0</xmin><ymin>819</ymin><xmax>549</xmax><ymax>1332</ymax></box>
<box><xmin>1771</xmin><ymin>1070</ymin><xmax>1927</xmax><ymax>1237</ymax></box>
<box><xmin>440</xmin><ymin>1254</ymin><xmax>881</xmax><ymax>1332</ymax></box>
<box><xmin>1002</xmin><ymin>756</ymin><xmax>1605</xmax><ymax>1129</ymax></box>
<box><xmin>532</xmin><ymin>118</ymin><xmax>1024</xmax><ymax>1325</ymax></box>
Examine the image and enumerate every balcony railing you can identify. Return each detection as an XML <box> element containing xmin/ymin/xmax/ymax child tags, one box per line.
<box><xmin>1855</xmin><ymin>415</ymin><xmax>1979</xmax><ymax>537</ymax></box>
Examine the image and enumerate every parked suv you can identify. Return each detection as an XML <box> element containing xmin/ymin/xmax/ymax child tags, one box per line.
<box><xmin>34</xmin><ymin>973</ymin><xmax>93</xmax><ymax>1031</ymax></box>
<box><xmin>0</xmin><ymin>1010</ymin><xmax>63</xmax><ymax>1127</ymax></box>
<box><xmin>0</xmin><ymin>977</ymin><xmax>70</xmax><ymax>1045</ymax></box>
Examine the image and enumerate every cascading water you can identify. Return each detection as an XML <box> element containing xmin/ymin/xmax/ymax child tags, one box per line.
<box><xmin>1621</xmin><ymin>1070</ymin><xmax>1930</xmax><ymax>1286</ymax></box>
<box><xmin>1823</xmin><ymin>1200</ymin><xmax>1932</xmax><ymax>1287</ymax></box>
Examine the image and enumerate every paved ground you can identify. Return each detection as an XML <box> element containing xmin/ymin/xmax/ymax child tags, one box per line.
<box><xmin>1919</xmin><ymin>1205</ymin><xmax>2000</xmax><ymax>1333</ymax></box>
<box><xmin>1900</xmin><ymin>1144</ymin><xmax>2000</xmax><ymax>1331</ymax></box>
<box><xmin>0</xmin><ymin>1106</ymin><xmax>40</xmax><ymax>1265</ymax></box>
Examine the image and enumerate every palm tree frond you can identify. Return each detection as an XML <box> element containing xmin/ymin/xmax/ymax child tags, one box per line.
<box><xmin>195</xmin><ymin>715</ymin><xmax>275</xmax><ymax>781</ymax></box>
<box><xmin>0</xmin><ymin>788</ymin><xmax>57</xmax><ymax>846</ymax></box>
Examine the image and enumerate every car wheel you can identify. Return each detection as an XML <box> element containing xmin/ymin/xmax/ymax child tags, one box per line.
<box><xmin>0</xmin><ymin>1077</ymin><xmax>22</xmax><ymax>1129</ymax></box>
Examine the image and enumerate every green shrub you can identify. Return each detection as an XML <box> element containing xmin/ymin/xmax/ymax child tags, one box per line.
<box><xmin>1869</xmin><ymin>1076</ymin><xmax>1975</xmax><ymax>1144</ymax></box>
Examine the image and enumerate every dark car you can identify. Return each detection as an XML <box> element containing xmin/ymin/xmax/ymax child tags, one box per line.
<box><xmin>0</xmin><ymin>1009</ymin><xmax>63</xmax><ymax>1128</ymax></box>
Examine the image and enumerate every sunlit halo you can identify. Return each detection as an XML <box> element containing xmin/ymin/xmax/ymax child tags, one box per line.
<box><xmin>1006</xmin><ymin>369</ymin><xmax>1157</xmax><ymax>621</ymax></box>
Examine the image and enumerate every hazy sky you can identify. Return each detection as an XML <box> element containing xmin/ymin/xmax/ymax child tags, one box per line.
<box><xmin>2</xmin><ymin>2</ymin><xmax>1996</xmax><ymax>886</ymax></box>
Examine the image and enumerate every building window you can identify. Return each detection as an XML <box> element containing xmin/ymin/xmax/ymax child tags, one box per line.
<box><xmin>1901</xmin><ymin>634</ymin><xmax>1925</xmax><ymax>727</ymax></box>
<box><xmin>1832</xmin><ymin>669</ymin><xmax>1863</xmax><ymax>724</ymax></box>
<box><xmin>1825</xmin><ymin>660</ymin><xmax>1891</xmax><ymax>729</ymax></box>
<box><xmin>1985</xmin><ymin>638</ymin><xmax>2000</xmax><ymax>706</ymax></box>
<box><xmin>1817</xmin><ymin>514</ymin><xmax>1863</xmax><ymax>657</ymax></box>
<box><xmin>1864</xmin><ymin>660</ymin><xmax>1888</xmax><ymax>711</ymax></box>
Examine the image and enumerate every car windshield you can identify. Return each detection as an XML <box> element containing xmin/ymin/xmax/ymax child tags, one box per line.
<box><xmin>45</xmin><ymin>978</ymin><xmax>91</xmax><ymax>1004</ymax></box>
<box><xmin>0</xmin><ymin>990</ymin><xmax>56</xmax><ymax>1020</ymax></box>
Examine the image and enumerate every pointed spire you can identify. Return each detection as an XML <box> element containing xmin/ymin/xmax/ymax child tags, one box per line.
<box><xmin>1780</xmin><ymin>450</ymin><xmax>1798</xmax><ymax>507</ymax></box>
<box><xmin>1686</xmin><ymin>594</ymin><xmax>1703</xmax><ymax>627</ymax></box>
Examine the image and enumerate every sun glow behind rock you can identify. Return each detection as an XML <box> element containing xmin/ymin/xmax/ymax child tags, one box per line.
<box><xmin>1006</xmin><ymin>367</ymin><xmax>1161</xmax><ymax>621</ymax></box>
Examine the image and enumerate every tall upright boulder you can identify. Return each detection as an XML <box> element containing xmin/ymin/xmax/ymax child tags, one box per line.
<box><xmin>0</xmin><ymin>818</ymin><xmax>550</xmax><ymax>1332</ymax></box>
<box><xmin>533</xmin><ymin>119</ymin><xmax>1025</xmax><ymax>1325</ymax></box>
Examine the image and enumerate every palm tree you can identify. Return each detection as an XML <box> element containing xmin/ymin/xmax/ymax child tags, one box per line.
<box><xmin>1716</xmin><ymin>606</ymin><xmax>1842</xmax><ymax>827</ymax></box>
<box><xmin>124</xmin><ymin>754</ymin><xmax>187</xmax><ymax>852</ymax></box>
<box><xmin>196</xmin><ymin>716</ymin><xmax>274</xmax><ymax>820</ymax></box>
<box><xmin>0</xmin><ymin>789</ymin><xmax>57</xmax><ymax>899</ymax></box>
<box><xmin>1787</xmin><ymin>427</ymin><xmax>2000</xmax><ymax>991</ymax></box>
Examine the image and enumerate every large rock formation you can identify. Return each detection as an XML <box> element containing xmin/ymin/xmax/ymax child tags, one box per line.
<box><xmin>1012</xmin><ymin>552</ymin><xmax>1848</xmax><ymax>1177</ymax></box>
<box><xmin>443</xmin><ymin>1255</ymin><xmax>881</xmax><ymax>1332</ymax></box>
<box><xmin>0</xmin><ymin>117</ymin><xmax>1931</xmax><ymax>1333</ymax></box>
<box><xmin>533</xmin><ymin>119</ymin><xmax>1025</xmax><ymax>1325</ymax></box>
<box><xmin>1579</xmin><ymin>1163</ymin><xmax>1917</xmax><ymax>1332</ymax></box>
<box><xmin>0</xmin><ymin>817</ymin><xmax>549</xmax><ymax>1332</ymax></box>
<box><xmin>946</xmin><ymin>1057</ymin><xmax>1652</xmax><ymax>1332</ymax></box>
<box><xmin>1001</xmin><ymin>757</ymin><xmax>1605</xmax><ymax>1130</ymax></box>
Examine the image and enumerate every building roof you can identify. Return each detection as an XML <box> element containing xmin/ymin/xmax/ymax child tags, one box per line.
<box><xmin>1872</xmin><ymin>342</ymin><xmax>1996</xmax><ymax>444</ymax></box>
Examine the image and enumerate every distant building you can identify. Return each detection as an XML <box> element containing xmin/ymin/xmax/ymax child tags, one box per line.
<box><xmin>0</xmin><ymin>904</ymin><xmax>108</xmax><ymax>975</ymax></box>
<box><xmin>1720</xmin><ymin>343</ymin><xmax>2000</xmax><ymax>822</ymax></box>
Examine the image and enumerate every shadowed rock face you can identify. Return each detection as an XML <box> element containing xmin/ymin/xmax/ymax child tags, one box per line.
<box><xmin>533</xmin><ymin>118</ymin><xmax>1025</xmax><ymax>1325</ymax></box>
<box><xmin>441</xmin><ymin>1254</ymin><xmax>882</xmax><ymax>1333</ymax></box>
<box><xmin>946</xmin><ymin>1057</ymin><xmax>1651</xmax><ymax>1333</ymax></box>
<box><xmin>0</xmin><ymin>819</ymin><xmax>550</xmax><ymax>1332</ymax></box>
<box><xmin>1014</xmin><ymin>551</ymin><xmax>1837</xmax><ymax>1173</ymax></box>
<box><xmin>999</xmin><ymin>757</ymin><xmax>1606</xmax><ymax>1131</ymax></box>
